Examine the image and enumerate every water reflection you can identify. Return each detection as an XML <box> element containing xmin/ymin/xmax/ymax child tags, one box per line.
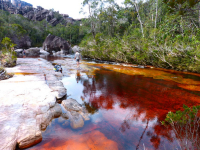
<box><xmin>30</xmin><ymin>65</ymin><xmax>200</xmax><ymax>150</ymax></box>
<box><xmin>75</xmin><ymin>70</ymin><xmax>81</xmax><ymax>83</ymax></box>
<box><xmin>77</xmin><ymin>68</ymin><xmax>200</xmax><ymax>149</ymax></box>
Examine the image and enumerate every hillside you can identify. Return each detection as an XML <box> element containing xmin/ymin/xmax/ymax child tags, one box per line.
<box><xmin>0</xmin><ymin>0</ymin><xmax>81</xmax><ymax>26</ymax></box>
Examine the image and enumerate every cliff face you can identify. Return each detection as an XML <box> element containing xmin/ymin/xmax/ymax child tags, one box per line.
<box><xmin>0</xmin><ymin>0</ymin><xmax>80</xmax><ymax>26</ymax></box>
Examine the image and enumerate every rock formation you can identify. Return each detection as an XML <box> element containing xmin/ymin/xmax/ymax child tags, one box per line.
<box><xmin>0</xmin><ymin>58</ymin><xmax>67</xmax><ymax>149</ymax></box>
<box><xmin>25</xmin><ymin>48</ymin><xmax>40</xmax><ymax>56</ymax></box>
<box><xmin>43</xmin><ymin>34</ymin><xmax>70</xmax><ymax>54</ymax></box>
<box><xmin>0</xmin><ymin>0</ymin><xmax>81</xmax><ymax>26</ymax></box>
<box><xmin>11</xmin><ymin>35</ymin><xmax>31</xmax><ymax>49</ymax></box>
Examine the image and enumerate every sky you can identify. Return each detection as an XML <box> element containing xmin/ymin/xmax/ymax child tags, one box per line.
<box><xmin>23</xmin><ymin>0</ymin><xmax>125</xmax><ymax>19</ymax></box>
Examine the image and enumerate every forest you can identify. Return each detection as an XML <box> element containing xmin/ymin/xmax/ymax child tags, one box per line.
<box><xmin>80</xmin><ymin>0</ymin><xmax>200</xmax><ymax>72</ymax></box>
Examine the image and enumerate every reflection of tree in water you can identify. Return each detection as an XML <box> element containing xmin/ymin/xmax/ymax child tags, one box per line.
<box><xmin>83</xmin><ymin>102</ymin><xmax>98</xmax><ymax>115</ymax></box>
<box><xmin>136</xmin><ymin>119</ymin><xmax>149</xmax><ymax>150</ymax></box>
<box><xmin>77</xmin><ymin>68</ymin><xmax>199</xmax><ymax>149</ymax></box>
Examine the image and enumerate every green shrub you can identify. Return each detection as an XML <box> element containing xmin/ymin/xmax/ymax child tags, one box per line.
<box><xmin>162</xmin><ymin>105</ymin><xmax>200</xmax><ymax>150</ymax></box>
<box><xmin>0</xmin><ymin>37</ymin><xmax>17</xmax><ymax>67</ymax></box>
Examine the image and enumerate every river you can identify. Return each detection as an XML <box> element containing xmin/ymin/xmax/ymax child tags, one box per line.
<box><xmin>24</xmin><ymin>55</ymin><xmax>200</xmax><ymax>150</ymax></box>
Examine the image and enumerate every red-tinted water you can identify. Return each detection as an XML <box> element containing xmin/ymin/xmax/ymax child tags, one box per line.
<box><xmin>28</xmin><ymin>62</ymin><xmax>200</xmax><ymax>150</ymax></box>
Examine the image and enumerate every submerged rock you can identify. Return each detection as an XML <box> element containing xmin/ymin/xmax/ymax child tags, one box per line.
<box><xmin>62</xmin><ymin>98</ymin><xmax>82</xmax><ymax>112</ymax></box>
<box><xmin>70</xmin><ymin>111</ymin><xmax>84</xmax><ymax>129</ymax></box>
<box><xmin>62</xmin><ymin>99</ymin><xmax>90</xmax><ymax>129</ymax></box>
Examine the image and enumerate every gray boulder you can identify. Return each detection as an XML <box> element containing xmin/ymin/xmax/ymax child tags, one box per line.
<box><xmin>42</xmin><ymin>34</ymin><xmax>70</xmax><ymax>54</ymax></box>
<box><xmin>72</xmin><ymin>45</ymin><xmax>82</xmax><ymax>53</ymax></box>
<box><xmin>15</xmin><ymin>49</ymin><xmax>23</xmax><ymax>56</ymax></box>
<box><xmin>62</xmin><ymin>98</ymin><xmax>82</xmax><ymax>112</ymax></box>
<box><xmin>25</xmin><ymin>48</ymin><xmax>40</xmax><ymax>56</ymax></box>
<box><xmin>70</xmin><ymin>111</ymin><xmax>84</xmax><ymax>129</ymax></box>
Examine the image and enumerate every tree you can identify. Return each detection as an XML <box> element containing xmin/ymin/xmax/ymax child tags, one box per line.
<box><xmin>1</xmin><ymin>37</ymin><xmax>15</xmax><ymax>51</ymax></box>
<box><xmin>163</xmin><ymin>0</ymin><xmax>199</xmax><ymax>15</ymax></box>
<box><xmin>124</xmin><ymin>0</ymin><xmax>145</xmax><ymax>38</ymax></box>
<box><xmin>82</xmin><ymin>0</ymin><xmax>100</xmax><ymax>38</ymax></box>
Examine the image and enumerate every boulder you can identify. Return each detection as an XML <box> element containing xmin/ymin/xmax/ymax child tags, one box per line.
<box><xmin>72</xmin><ymin>45</ymin><xmax>82</xmax><ymax>53</ymax></box>
<box><xmin>70</xmin><ymin>111</ymin><xmax>84</xmax><ymax>129</ymax></box>
<box><xmin>62</xmin><ymin>99</ymin><xmax>90</xmax><ymax>129</ymax></box>
<box><xmin>15</xmin><ymin>49</ymin><xmax>23</xmax><ymax>56</ymax></box>
<box><xmin>24</xmin><ymin>11</ymin><xmax>35</xmax><ymax>20</ymax></box>
<box><xmin>25</xmin><ymin>48</ymin><xmax>40</xmax><ymax>56</ymax></box>
<box><xmin>42</xmin><ymin>34</ymin><xmax>70</xmax><ymax>54</ymax></box>
<box><xmin>62</xmin><ymin>99</ymin><xmax>82</xmax><ymax>112</ymax></box>
<box><xmin>40</xmin><ymin>49</ymin><xmax>49</xmax><ymax>56</ymax></box>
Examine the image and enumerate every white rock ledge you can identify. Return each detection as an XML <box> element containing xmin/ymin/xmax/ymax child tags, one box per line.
<box><xmin>0</xmin><ymin>58</ymin><xmax>66</xmax><ymax>150</ymax></box>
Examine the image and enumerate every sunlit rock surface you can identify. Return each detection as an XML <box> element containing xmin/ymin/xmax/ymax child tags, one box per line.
<box><xmin>25</xmin><ymin>48</ymin><xmax>40</xmax><ymax>57</ymax></box>
<box><xmin>0</xmin><ymin>58</ymin><xmax>66</xmax><ymax>149</ymax></box>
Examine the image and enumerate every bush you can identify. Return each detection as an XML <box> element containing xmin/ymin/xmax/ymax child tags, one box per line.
<box><xmin>0</xmin><ymin>37</ymin><xmax>17</xmax><ymax>67</ymax></box>
<box><xmin>162</xmin><ymin>105</ymin><xmax>200</xmax><ymax>150</ymax></box>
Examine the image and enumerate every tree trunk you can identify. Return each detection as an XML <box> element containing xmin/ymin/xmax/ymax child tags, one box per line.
<box><xmin>154</xmin><ymin>0</ymin><xmax>158</xmax><ymax>41</ymax></box>
<box><xmin>154</xmin><ymin>0</ymin><xmax>158</xmax><ymax>29</ymax></box>
<box><xmin>199</xmin><ymin>4</ymin><xmax>200</xmax><ymax>28</ymax></box>
<box><xmin>88</xmin><ymin>4</ymin><xmax>96</xmax><ymax>39</ymax></box>
<box><xmin>134</xmin><ymin>3</ymin><xmax>144</xmax><ymax>38</ymax></box>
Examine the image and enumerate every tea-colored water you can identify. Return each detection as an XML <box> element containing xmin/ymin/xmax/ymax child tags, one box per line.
<box><xmin>28</xmin><ymin>62</ymin><xmax>200</xmax><ymax>150</ymax></box>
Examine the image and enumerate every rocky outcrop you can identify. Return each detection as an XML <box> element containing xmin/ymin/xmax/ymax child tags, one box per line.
<box><xmin>0</xmin><ymin>58</ymin><xmax>67</xmax><ymax>149</ymax></box>
<box><xmin>42</xmin><ymin>34</ymin><xmax>70</xmax><ymax>54</ymax></box>
<box><xmin>11</xmin><ymin>35</ymin><xmax>31</xmax><ymax>49</ymax></box>
<box><xmin>0</xmin><ymin>0</ymin><xmax>80</xmax><ymax>26</ymax></box>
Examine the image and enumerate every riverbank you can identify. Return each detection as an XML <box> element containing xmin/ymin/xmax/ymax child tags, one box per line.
<box><xmin>0</xmin><ymin>58</ymin><xmax>66</xmax><ymax>149</ymax></box>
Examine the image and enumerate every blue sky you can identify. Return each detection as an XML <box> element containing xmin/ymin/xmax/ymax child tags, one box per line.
<box><xmin>24</xmin><ymin>0</ymin><xmax>125</xmax><ymax>19</ymax></box>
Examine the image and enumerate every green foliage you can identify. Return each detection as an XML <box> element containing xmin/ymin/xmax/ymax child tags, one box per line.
<box><xmin>0</xmin><ymin>37</ymin><xmax>17</xmax><ymax>67</ymax></box>
<box><xmin>163</xmin><ymin>0</ymin><xmax>199</xmax><ymax>15</ymax></box>
<box><xmin>80</xmin><ymin>0</ymin><xmax>200</xmax><ymax>73</ymax></box>
<box><xmin>54</xmin><ymin>11</ymin><xmax>62</xmax><ymax>21</ymax></box>
<box><xmin>1</xmin><ymin>37</ymin><xmax>16</xmax><ymax>50</ymax></box>
<box><xmin>162</xmin><ymin>105</ymin><xmax>200</xmax><ymax>126</ymax></box>
<box><xmin>161</xmin><ymin>105</ymin><xmax>200</xmax><ymax>149</ymax></box>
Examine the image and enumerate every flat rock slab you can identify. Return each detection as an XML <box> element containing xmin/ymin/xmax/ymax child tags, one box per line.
<box><xmin>0</xmin><ymin>58</ymin><xmax>66</xmax><ymax>150</ymax></box>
